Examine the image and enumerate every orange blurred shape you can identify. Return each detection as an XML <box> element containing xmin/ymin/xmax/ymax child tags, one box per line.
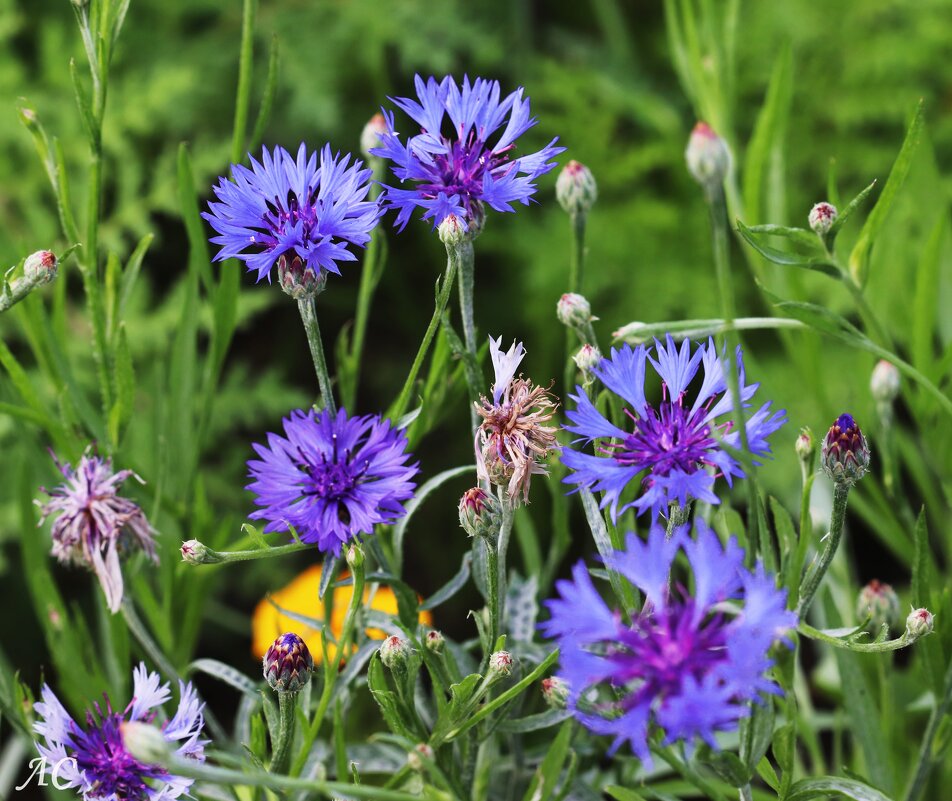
<box><xmin>251</xmin><ymin>564</ymin><xmax>432</xmax><ymax>662</ymax></box>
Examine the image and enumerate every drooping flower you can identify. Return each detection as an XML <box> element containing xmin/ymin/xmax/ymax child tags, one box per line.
<box><xmin>37</xmin><ymin>451</ymin><xmax>156</xmax><ymax>613</ymax></box>
<box><xmin>540</xmin><ymin>522</ymin><xmax>796</xmax><ymax>763</ymax></box>
<box><xmin>33</xmin><ymin>663</ymin><xmax>206</xmax><ymax>801</ymax></box>
<box><xmin>203</xmin><ymin>144</ymin><xmax>381</xmax><ymax>285</ymax></box>
<box><xmin>371</xmin><ymin>75</ymin><xmax>564</xmax><ymax>232</ymax></box>
<box><xmin>475</xmin><ymin>337</ymin><xmax>559</xmax><ymax>505</ymax></box>
<box><xmin>247</xmin><ymin>408</ymin><xmax>419</xmax><ymax>555</ymax></box>
<box><xmin>561</xmin><ymin>336</ymin><xmax>787</xmax><ymax>521</ymax></box>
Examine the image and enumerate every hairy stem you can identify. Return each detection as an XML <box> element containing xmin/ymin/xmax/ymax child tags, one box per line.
<box><xmin>297</xmin><ymin>296</ymin><xmax>336</xmax><ymax>415</ymax></box>
<box><xmin>797</xmin><ymin>481</ymin><xmax>851</xmax><ymax>618</ymax></box>
<box><xmin>453</xmin><ymin>238</ymin><xmax>481</xmax><ymax>431</ymax></box>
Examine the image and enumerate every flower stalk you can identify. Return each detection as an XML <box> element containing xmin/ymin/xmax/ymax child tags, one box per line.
<box><xmin>451</xmin><ymin>237</ymin><xmax>480</xmax><ymax>431</ymax></box>
<box><xmin>297</xmin><ymin>296</ymin><xmax>336</xmax><ymax>415</ymax></box>
<box><xmin>797</xmin><ymin>481</ymin><xmax>851</xmax><ymax>618</ymax></box>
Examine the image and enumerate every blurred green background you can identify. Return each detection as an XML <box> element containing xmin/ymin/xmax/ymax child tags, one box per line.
<box><xmin>1</xmin><ymin>0</ymin><xmax>950</xmax><ymax>701</ymax></box>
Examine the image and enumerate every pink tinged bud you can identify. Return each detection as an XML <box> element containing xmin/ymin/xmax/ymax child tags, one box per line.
<box><xmin>424</xmin><ymin>629</ymin><xmax>444</xmax><ymax>653</ymax></box>
<box><xmin>263</xmin><ymin>632</ymin><xmax>314</xmax><ymax>693</ymax></box>
<box><xmin>361</xmin><ymin>112</ymin><xmax>388</xmax><ymax>159</ymax></box>
<box><xmin>407</xmin><ymin>743</ymin><xmax>434</xmax><ymax>771</ymax></box>
<box><xmin>573</xmin><ymin>343</ymin><xmax>602</xmax><ymax>375</ymax></box>
<box><xmin>380</xmin><ymin>635</ymin><xmax>412</xmax><ymax>670</ymax></box>
<box><xmin>278</xmin><ymin>254</ymin><xmax>325</xmax><ymax>300</ymax></box>
<box><xmin>821</xmin><ymin>413</ymin><xmax>870</xmax><ymax>486</ymax></box>
<box><xmin>121</xmin><ymin>721</ymin><xmax>172</xmax><ymax>764</ymax></box>
<box><xmin>685</xmin><ymin>122</ymin><xmax>730</xmax><ymax>189</ymax></box>
<box><xmin>346</xmin><ymin>542</ymin><xmax>365</xmax><ymax>570</ymax></box>
<box><xmin>541</xmin><ymin>677</ymin><xmax>569</xmax><ymax>708</ymax></box>
<box><xmin>856</xmin><ymin>580</ymin><xmax>900</xmax><ymax>634</ymax></box>
<box><xmin>557</xmin><ymin>293</ymin><xmax>594</xmax><ymax>328</ymax></box>
<box><xmin>870</xmin><ymin>360</ymin><xmax>900</xmax><ymax>404</ymax></box>
<box><xmin>905</xmin><ymin>607</ymin><xmax>934</xmax><ymax>640</ymax></box>
<box><xmin>180</xmin><ymin>539</ymin><xmax>207</xmax><ymax>564</ymax></box>
<box><xmin>808</xmin><ymin>202</ymin><xmax>838</xmax><ymax>236</ymax></box>
<box><xmin>438</xmin><ymin>213</ymin><xmax>467</xmax><ymax>246</ymax></box>
<box><xmin>795</xmin><ymin>426</ymin><xmax>816</xmax><ymax>463</ymax></box>
<box><xmin>489</xmin><ymin>650</ymin><xmax>513</xmax><ymax>676</ymax></box>
<box><xmin>23</xmin><ymin>250</ymin><xmax>57</xmax><ymax>285</ymax></box>
<box><xmin>458</xmin><ymin>487</ymin><xmax>502</xmax><ymax>541</ymax></box>
<box><xmin>555</xmin><ymin>160</ymin><xmax>598</xmax><ymax>216</ymax></box>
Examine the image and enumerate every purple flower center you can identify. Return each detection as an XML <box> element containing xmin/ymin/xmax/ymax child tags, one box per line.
<box><xmin>296</xmin><ymin>441</ymin><xmax>367</xmax><ymax>503</ymax></box>
<box><xmin>608</xmin><ymin>395</ymin><xmax>726</xmax><ymax>478</ymax></box>
<box><xmin>836</xmin><ymin>412</ymin><xmax>856</xmax><ymax>431</ymax></box>
<box><xmin>416</xmin><ymin>133</ymin><xmax>513</xmax><ymax>214</ymax></box>
<box><xmin>253</xmin><ymin>191</ymin><xmax>318</xmax><ymax>253</ymax></box>
<box><xmin>70</xmin><ymin>703</ymin><xmax>166</xmax><ymax>800</ymax></box>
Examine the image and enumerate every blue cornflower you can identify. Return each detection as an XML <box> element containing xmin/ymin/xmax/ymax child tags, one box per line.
<box><xmin>203</xmin><ymin>144</ymin><xmax>381</xmax><ymax>284</ymax></box>
<box><xmin>247</xmin><ymin>408</ymin><xmax>419</xmax><ymax>555</ymax></box>
<box><xmin>370</xmin><ymin>75</ymin><xmax>565</xmax><ymax>231</ymax></box>
<box><xmin>540</xmin><ymin>522</ymin><xmax>796</xmax><ymax>763</ymax></box>
<box><xmin>562</xmin><ymin>336</ymin><xmax>787</xmax><ymax>521</ymax></box>
<box><xmin>33</xmin><ymin>663</ymin><xmax>206</xmax><ymax>801</ymax></box>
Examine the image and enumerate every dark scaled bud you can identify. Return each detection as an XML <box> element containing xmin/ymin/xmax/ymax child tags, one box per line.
<box><xmin>685</xmin><ymin>122</ymin><xmax>730</xmax><ymax>190</ymax></box>
<box><xmin>263</xmin><ymin>632</ymin><xmax>314</xmax><ymax>693</ymax></box>
<box><xmin>361</xmin><ymin>112</ymin><xmax>387</xmax><ymax>159</ymax></box>
<box><xmin>905</xmin><ymin>607</ymin><xmax>934</xmax><ymax>640</ymax></box>
<box><xmin>557</xmin><ymin>293</ymin><xmax>595</xmax><ymax>329</ymax></box>
<box><xmin>856</xmin><ymin>580</ymin><xmax>900</xmax><ymax>634</ymax></box>
<box><xmin>488</xmin><ymin>650</ymin><xmax>513</xmax><ymax>677</ymax></box>
<box><xmin>541</xmin><ymin>677</ymin><xmax>569</xmax><ymax>709</ymax></box>
<box><xmin>278</xmin><ymin>254</ymin><xmax>325</xmax><ymax>300</ymax></box>
<box><xmin>809</xmin><ymin>202</ymin><xmax>838</xmax><ymax>236</ymax></box>
<box><xmin>379</xmin><ymin>635</ymin><xmax>412</xmax><ymax>670</ymax></box>
<box><xmin>821</xmin><ymin>413</ymin><xmax>870</xmax><ymax>486</ymax></box>
<box><xmin>424</xmin><ymin>629</ymin><xmax>444</xmax><ymax>654</ymax></box>
<box><xmin>556</xmin><ymin>160</ymin><xmax>597</xmax><ymax>217</ymax></box>
<box><xmin>23</xmin><ymin>250</ymin><xmax>57</xmax><ymax>285</ymax></box>
<box><xmin>458</xmin><ymin>487</ymin><xmax>502</xmax><ymax>542</ymax></box>
<box><xmin>870</xmin><ymin>360</ymin><xmax>900</xmax><ymax>405</ymax></box>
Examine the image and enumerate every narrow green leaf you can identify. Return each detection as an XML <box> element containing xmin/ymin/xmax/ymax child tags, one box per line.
<box><xmin>737</xmin><ymin>222</ymin><xmax>841</xmax><ymax>277</ymax></box>
<box><xmin>912</xmin><ymin>213</ymin><xmax>947</xmax><ymax>375</ymax></box>
<box><xmin>827</xmin><ymin>180</ymin><xmax>878</xmax><ymax>238</ymax></box>
<box><xmin>420</xmin><ymin>553</ymin><xmax>471</xmax><ymax>611</ymax></box>
<box><xmin>786</xmin><ymin>777</ymin><xmax>893</xmax><ymax>801</ymax></box>
<box><xmin>319</xmin><ymin>552</ymin><xmax>341</xmax><ymax>601</ymax></box>
<box><xmin>115</xmin><ymin>233</ymin><xmax>154</xmax><ymax>332</ymax></box>
<box><xmin>177</xmin><ymin>143</ymin><xmax>214</xmax><ymax>294</ymax></box>
<box><xmin>188</xmin><ymin>659</ymin><xmax>259</xmax><ymax>697</ymax></box>
<box><xmin>109</xmin><ymin>324</ymin><xmax>135</xmax><ymax>443</ymax></box>
<box><xmin>497</xmin><ymin>709</ymin><xmax>571</xmax><ymax>733</ymax></box>
<box><xmin>68</xmin><ymin>58</ymin><xmax>97</xmax><ymax>142</ymax></box>
<box><xmin>605</xmin><ymin>787</ymin><xmax>649</xmax><ymax>801</ymax></box>
<box><xmin>740</xmin><ymin>698</ymin><xmax>775</xmax><ymax>779</ymax></box>
<box><xmin>249</xmin><ymin>34</ymin><xmax>279</xmax><ymax>151</ymax></box>
<box><xmin>521</xmin><ymin>720</ymin><xmax>573</xmax><ymax>801</ymax></box>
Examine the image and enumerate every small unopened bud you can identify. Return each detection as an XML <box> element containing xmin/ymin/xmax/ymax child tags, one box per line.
<box><xmin>905</xmin><ymin>607</ymin><xmax>934</xmax><ymax>640</ymax></box>
<box><xmin>856</xmin><ymin>580</ymin><xmax>900</xmax><ymax>634</ymax></box>
<box><xmin>407</xmin><ymin>743</ymin><xmax>434</xmax><ymax>771</ymax></box>
<box><xmin>346</xmin><ymin>543</ymin><xmax>365</xmax><ymax>571</ymax></box>
<box><xmin>557</xmin><ymin>293</ymin><xmax>595</xmax><ymax>329</ymax></box>
<box><xmin>870</xmin><ymin>360</ymin><xmax>900</xmax><ymax>405</ymax></box>
<box><xmin>573</xmin><ymin>343</ymin><xmax>602</xmax><ymax>383</ymax></box>
<box><xmin>424</xmin><ymin>629</ymin><xmax>444</xmax><ymax>654</ymax></box>
<box><xmin>18</xmin><ymin>105</ymin><xmax>38</xmax><ymax>130</ymax></box>
<box><xmin>821</xmin><ymin>413</ymin><xmax>870</xmax><ymax>486</ymax></box>
<box><xmin>361</xmin><ymin>112</ymin><xmax>388</xmax><ymax>159</ymax></box>
<box><xmin>438</xmin><ymin>214</ymin><xmax>467</xmax><ymax>246</ymax></box>
<box><xmin>458</xmin><ymin>487</ymin><xmax>502</xmax><ymax>542</ymax></box>
<box><xmin>808</xmin><ymin>202</ymin><xmax>838</xmax><ymax>236</ymax></box>
<box><xmin>556</xmin><ymin>160</ymin><xmax>597</xmax><ymax>217</ymax></box>
<box><xmin>796</xmin><ymin>427</ymin><xmax>816</xmax><ymax>465</ymax></box>
<box><xmin>23</xmin><ymin>250</ymin><xmax>57</xmax><ymax>286</ymax></box>
<box><xmin>380</xmin><ymin>635</ymin><xmax>412</xmax><ymax>670</ymax></box>
<box><xmin>180</xmin><ymin>539</ymin><xmax>208</xmax><ymax>564</ymax></box>
<box><xmin>685</xmin><ymin>122</ymin><xmax>730</xmax><ymax>190</ymax></box>
<box><xmin>541</xmin><ymin>677</ymin><xmax>569</xmax><ymax>709</ymax></box>
<box><xmin>488</xmin><ymin>651</ymin><xmax>513</xmax><ymax>677</ymax></box>
<box><xmin>263</xmin><ymin>632</ymin><xmax>314</xmax><ymax>693</ymax></box>
<box><xmin>121</xmin><ymin>721</ymin><xmax>172</xmax><ymax>765</ymax></box>
<box><xmin>278</xmin><ymin>254</ymin><xmax>325</xmax><ymax>300</ymax></box>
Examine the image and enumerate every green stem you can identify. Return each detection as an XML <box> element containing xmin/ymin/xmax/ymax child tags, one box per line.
<box><xmin>563</xmin><ymin>211</ymin><xmax>589</xmax><ymax>396</ymax></box>
<box><xmin>270</xmin><ymin>692</ymin><xmax>297</xmax><ymax>774</ymax></box>
<box><xmin>790</xmin><ymin>472</ymin><xmax>816</xmax><ymax>606</ymax></box>
<box><xmin>230</xmin><ymin>0</ymin><xmax>257</xmax><ymax>163</ymax></box>
<box><xmin>904</xmin><ymin>653</ymin><xmax>952</xmax><ymax>801</ymax></box>
<box><xmin>0</xmin><ymin>275</ymin><xmax>51</xmax><ymax>313</ymax></box>
<box><xmin>389</xmin><ymin>248</ymin><xmax>460</xmax><ymax>421</ymax></box>
<box><xmin>485</xmin><ymin>541</ymin><xmax>499</xmax><ymax>661</ymax></box>
<box><xmin>186</xmin><ymin>540</ymin><xmax>311</xmax><ymax>564</ymax></box>
<box><xmin>666</xmin><ymin>502</ymin><xmax>691</xmax><ymax>537</ymax></box>
<box><xmin>495</xmin><ymin>489</ymin><xmax>514</xmax><ymax>643</ymax></box>
<box><xmin>297</xmin><ymin>296</ymin><xmax>336</xmax><ymax>415</ymax></box>
<box><xmin>453</xmin><ymin>238</ymin><xmax>480</xmax><ymax>430</ymax></box>
<box><xmin>797</xmin><ymin>481</ymin><xmax>851</xmax><ymax>619</ymax></box>
<box><xmin>739</xmin><ymin>785</ymin><xmax>754</xmax><ymax>801</ymax></box>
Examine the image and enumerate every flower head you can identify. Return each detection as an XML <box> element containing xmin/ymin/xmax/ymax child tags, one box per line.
<box><xmin>33</xmin><ymin>663</ymin><xmax>206</xmax><ymax>801</ymax></box>
<box><xmin>561</xmin><ymin>336</ymin><xmax>787</xmax><ymax>521</ymax></box>
<box><xmin>371</xmin><ymin>75</ymin><xmax>564</xmax><ymax>232</ymax></box>
<box><xmin>821</xmin><ymin>413</ymin><xmax>870</xmax><ymax>486</ymax></box>
<box><xmin>541</xmin><ymin>522</ymin><xmax>795</xmax><ymax>763</ymax></box>
<box><xmin>475</xmin><ymin>337</ymin><xmax>559</xmax><ymax>505</ymax></box>
<box><xmin>203</xmin><ymin>144</ymin><xmax>381</xmax><ymax>284</ymax></box>
<box><xmin>247</xmin><ymin>408</ymin><xmax>418</xmax><ymax>555</ymax></box>
<box><xmin>263</xmin><ymin>632</ymin><xmax>314</xmax><ymax>693</ymax></box>
<box><xmin>37</xmin><ymin>451</ymin><xmax>156</xmax><ymax>613</ymax></box>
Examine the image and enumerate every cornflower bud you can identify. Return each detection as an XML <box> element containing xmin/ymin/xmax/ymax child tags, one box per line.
<box><xmin>346</xmin><ymin>542</ymin><xmax>365</xmax><ymax>571</ymax></box>
<box><xmin>488</xmin><ymin>651</ymin><xmax>513</xmax><ymax>677</ymax></box>
<box><xmin>808</xmin><ymin>202</ymin><xmax>838</xmax><ymax>236</ymax></box>
<box><xmin>557</xmin><ymin>293</ymin><xmax>594</xmax><ymax>329</ymax></box>
<box><xmin>821</xmin><ymin>413</ymin><xmax>870</xmax><ymax>486</ymax></box>
<box><xmin>796</xmin><ymin>427</ymin><xmax>816</xmax><ymax>466</ymax></box>
<box><xmin>120</xmin><ymin>721</ymin><xmax>172</xmax><ymax>765</ymax></box>
<box><xmin>407</xmin><ymin>743</ymin><xmax>434</xmax><ymax>772</ymax></box>
<box><xmin>424</xmin><ymin>629</ymin><xmax>445</xmax><ymax>654</ymax></box>
<box><xmin>555</xmin><ymin>160</ymin><xmax>597</xmax><ymax>217</ymax></box>
<box><xmin>541</xmin><ymin>677</ymin><xmax>569</xmax><ymax>709</ymax></box>
<box><xmin>458</xmin><ymin>487</ymin><xmax>502</xmax><ymax>542</ymax></box>
<box><xmin>905</xmin><ymin>607</ymin><xmax>934</xmax><ymax>640</ymax></box>
<box><xmin>438</xmin><ymin>213</ymin><xmax>467</xmax><ymax>246</ymax></box>
<box><xmin>263</xmin><ymin>632</ymin><xmax>314</xmax><ymax>693</ymax></box>
<box><xmin>360</xmin><ymin>112</ymin><xmax>387</xmax><ymax>160</ymax></box>
<box><xmin>180</xmin><ymin>539</ymin><xmax>208</xmax><ymax>564</ymax></box>
<box><xmin>278</xmin><ymin>253</ymin><xmax>325</xmax><ymax>300</ymax></box>
<box><xmin>573</xmin><ymin>343</ymin><xmax>602</xmax><ymax>385</ymax></box>
<box><xmin>685</xmin><ymin>122</ymin><xmax>730</xmax><ymax>191</ymax></box>
<box><xmin>23</xmin><ymin>250</ymin><xmax>57</xmax><ymax>285</ymax></box>
<box><xmin>856</xmin><ymin>580</ymin><xmax>900</xmax><ymax>634</ymax></box>
<box><xmin>870</xmin><ymin>360</ymin><xmax>900</xmax><ymax>405</ymax></box>
<box><xmin>380</xmin><ymin>635</ymin><xmax>412</xmax><ymax>670</ymax></box>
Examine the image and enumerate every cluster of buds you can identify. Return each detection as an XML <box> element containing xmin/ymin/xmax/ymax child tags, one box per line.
<box><xmin>808</xmin><ymin>202</ymin><xmax>838</xmax><ymax>238</ymax></box>
<box><xmin>458</xmin><ymin>487</ymin><xmax>502</xmax><ymax>543</ymax></box>
<box><xmin>685</xmin><ymin>122</ymin><xmax>730</xmax><ymax>193</ymax></box>
<box><xmin>821</xmin><ymin>413</ymin><xmax>870</xmax><ymax>486</ymax></box>
<box><xmin>263</xmin><ymin>632</ymin><xmax>314</xmax><ymax>693</ymax></box>
<box><xmin>905</xmin><ymin>607</ymin><xmax>935</xmax><ymax>640</ymax></box>
<box><xmin>555</xmin><ymin>160</ymin><xmax>597</xmax><ymax>217</ymax></box>
<box><xmin>278</xmin><ymin>253</ymin><xmax>326</xmax><ymax>300</ymax></box>
<box><xmin>856</xmin><ymin>580</ymin><xmax>900</xmax><ymax>634</ymax></box>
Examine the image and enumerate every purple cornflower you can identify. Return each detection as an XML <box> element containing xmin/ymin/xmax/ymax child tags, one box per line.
<box><xmin>37</xmin><ymin>451</ymin><xmax>156</xmax><ymax>614</ymax></box>
<box><xmin>203</xmin><ymin>144</ymin><xmax>381</xmax><ymax>284</ymax></box>
<box><xmin>33</xmin><ymin>663</ymin><xmax>206</xmax><ymax>801</ymax></box>
<box><xmin>541</xmin><ymin>522</ymin><xmax>796</xmax><ymax>763</ymax></box>
<box><xmin>371</xmin><ymin>75</ymin><xmax>564</xmax><ymax>232</ymax></box>
<box><xmin>562</xmin><ymin>336</ymin><xmax>786</xmax><ymax>521</ymax></box>
<box><xmin>247</xmin><ymin>408</ymin><xmax>419</xmax><ymax>555</ymax></box>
